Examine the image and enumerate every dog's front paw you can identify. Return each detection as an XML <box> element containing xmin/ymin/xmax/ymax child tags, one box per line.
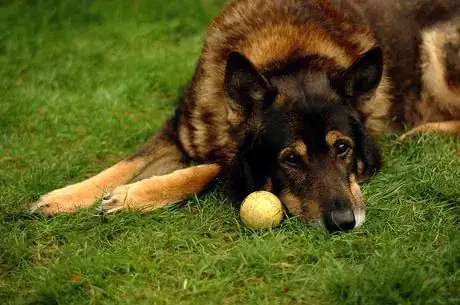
<box><xmin>30</xmin><ymin>183</ymin><xmax>101</xmax><ymax>215</ymax></box>
<box><xmin>99</xmin><ymin>184</ymin><xmax>140</xmax><ymax>214</ymax></box>
<box><xmin>98</xmin><ymin>179</ymin><xmax>175</xmax><ymax>214</ymax></box>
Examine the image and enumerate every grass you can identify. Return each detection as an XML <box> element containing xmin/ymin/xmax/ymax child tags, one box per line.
<box><xmin>1</xmin><ymin>0</ymin><xmax>459</xmax><ymax>304</ymax></box>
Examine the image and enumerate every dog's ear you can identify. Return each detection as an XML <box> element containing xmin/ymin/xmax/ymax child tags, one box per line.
<box><xmin>224</xmin><ymin>52</ymin><xmax>274</xmax><ymax>110</ymax></box>
<box><xmin>331</xmin><ymin>46</ymin><xmax>383</xmax><ymax>98</ymax></box>
<box><xmin>352</xmin><ymin>119</ymin><xmax>381</xmax><ymax>182</ymax></box>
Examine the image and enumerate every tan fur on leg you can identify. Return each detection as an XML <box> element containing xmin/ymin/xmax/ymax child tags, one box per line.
<box><xmin>30</xmin><ymin>159</ymin><xmax>149</xmax><ymax>215</ymax></box>
<box><xmin>31</xmin><ymin>126</ymin><xmax>186</xmax><ymax>215</ymax></box>
<box><xmin>398</xmin><ymin>120</ymin><xmax>460</xmax><ymax>141</ymax></box>
<box><xmin>99</xmin><ymin>164</ymin><xmax>221</xmax><ymax>214</ymax></box>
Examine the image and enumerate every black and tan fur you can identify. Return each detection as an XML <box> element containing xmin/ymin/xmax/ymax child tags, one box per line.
<box><xmin>31</xmin><ymin>0</ymin><xmax>460</xmax><ymax>232</ymax></box>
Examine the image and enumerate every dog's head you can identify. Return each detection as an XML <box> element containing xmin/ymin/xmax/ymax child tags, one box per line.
<box><xmin>224</xmin><ymin>47</ymin><xmax>383</xmax><ymax>232</ymax></box>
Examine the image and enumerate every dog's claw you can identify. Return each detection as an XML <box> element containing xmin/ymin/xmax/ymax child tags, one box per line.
<box><xmin>98</xmin><ymin>183</ymin><xmax>154</xmax><ymax>214</ymax></box>
<box><xmin>99</xmin><ymin>191</ymin><xmax>125</xmax><ymax>214</ymax></box>
<box><xmin>29</xmin><ymin>200</ymin><xmax>49</xmax><ymax>214</ymax></box>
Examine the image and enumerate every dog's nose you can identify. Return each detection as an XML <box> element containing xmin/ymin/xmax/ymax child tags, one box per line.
<box><xmin>323</xmin><ymin>201</ymin><xmax>356</xmax><ymax>232</ymax></box>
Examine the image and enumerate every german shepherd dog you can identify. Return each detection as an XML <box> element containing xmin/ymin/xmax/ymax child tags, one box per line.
<box><xmin>31</xmin><ymin>0</ymin><xmax>460</xmax><ymax>232</ymax></box>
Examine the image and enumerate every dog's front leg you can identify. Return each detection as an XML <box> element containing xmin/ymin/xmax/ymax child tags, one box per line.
<box><xmin>99</xmin><ymin>164</ymin><xmax>221</xmax><ymax>214</ymax></box>
<box><xmin>30</xmin><ymin>124</ymin><xmax>186</xmax><ymax>215</ymax></box>
<box><xmin>30</xmin><ymin>159</ymin><xmax>152</xmax><ymax>215</ymax></box>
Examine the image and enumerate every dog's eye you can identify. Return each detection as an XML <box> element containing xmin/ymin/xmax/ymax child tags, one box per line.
<box><xmin>283</xmin><ymin>153</ymin><xmax>301</xmax><ymax>165</ymax></box>
<box><xmin>334</xmin><ymin>141</ymin><xmax>351</xmax><ymax>157</ymax></box>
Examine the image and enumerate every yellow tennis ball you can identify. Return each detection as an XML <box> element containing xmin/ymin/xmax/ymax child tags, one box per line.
<box><xmin>240</xmin><ymin>191</ymin><xmax>283</xmax><ymax>229</ymax></box>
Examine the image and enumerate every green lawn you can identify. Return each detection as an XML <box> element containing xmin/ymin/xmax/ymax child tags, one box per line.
<box><xmin>1</xmin><ymin>1</ymin><xmax>459</xmax><ymax>304</ymax></box>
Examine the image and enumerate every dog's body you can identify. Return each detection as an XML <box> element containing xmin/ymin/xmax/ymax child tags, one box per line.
<box><xmin>32</xmin><ymin>0</ymin><xmax>460</xmax><ymax>231</ymax></box>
